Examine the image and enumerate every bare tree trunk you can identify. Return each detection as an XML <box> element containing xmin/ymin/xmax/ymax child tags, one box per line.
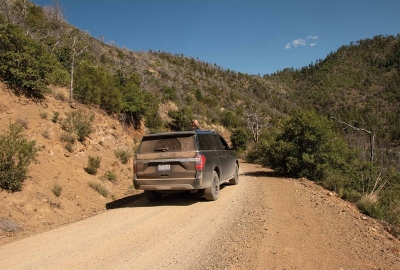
<box><xmin>0</xmin><ymin>0</ymin><xmax>12</xmax><ymax>23</ymax></box>
<box><xmin>332</xmin><ymin>117</ymin><xmax>375</xmax><ymax>162</ymax></box>
<box><xmin>70</xmin><ymin>49</ymin><xmax>75</xmax><ymax>102</ymax></box>
<box><xmin>69</xmin><ymin>36</ymin><xmax>88</xmax><ymax>104</ymax></box>
<box><xmin>246</xmin><ymin>108</ymin><xmax>270</xmax><ymax>148</ymax></box>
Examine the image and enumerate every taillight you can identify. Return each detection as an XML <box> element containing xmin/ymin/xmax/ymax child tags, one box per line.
<box><xmin>133</xmin><ymin>160</ymin><xmax>137</xmax><ymax>174</ymax></box>
<box><xmin>195</xmin><ymin>154</ymin><xmax>206</xmax><ymax>171</ymax></box>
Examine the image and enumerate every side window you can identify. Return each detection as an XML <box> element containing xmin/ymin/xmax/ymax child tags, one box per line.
<box><xmin>198</xmin><ymin>134</ymin><xmax>216</xmax><ymax>150</ymax></box>
<box><xmin>220</xmin><ymin>136</ymin><xmax>230</xmax><ymax>150</ymax></box>
<box><xmin>212</xmin><ymin>134</ymin><xmax>227</xmax><ymax>150</ymax></box>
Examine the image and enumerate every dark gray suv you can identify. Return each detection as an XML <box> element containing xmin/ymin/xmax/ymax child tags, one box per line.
<box><xmin>133</xmin><ymin>130</ymin><xmax>239</xmax><ymax>201</ymax></box>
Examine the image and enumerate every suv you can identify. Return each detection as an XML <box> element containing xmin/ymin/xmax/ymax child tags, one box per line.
<box><xmin>133</xmin><ymin>130</ymin><xmax>239</xmax><ymax>201</ymax></box>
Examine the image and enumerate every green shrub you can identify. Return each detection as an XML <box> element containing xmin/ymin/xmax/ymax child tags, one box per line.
<box><xmin>39</xmin><ymin>112</ymin><xmax>48</xmax><ymax>119</ymax></box>
<box><xmin>356</xmin><ymin>195</ymin><xmax>384</xmax><ymax>219</ymax></box>
<box><xmin>116</xmin><ymin>76</ymin><xmax>159</xmax><ymax>130</ymax></box>
<box><xmin>231</xmin><ymin>128</ymin><xmax>250</xmax><ymax>151</ymax></box>
<box><xmin>54</xmin><ymin>91</ymin><xmax>68</xmax><ymax>101</ymax></box>
<box><xmin>74</xmin><ymin>62</ymin><xmax>122</xmax><ymax>114</ymax></box>
<box><xmin>0</xmin><ymin>122</ymin><xmax>37</xmax><ymax>191</ymax></box>
<box><xmin>62</xmin><ymin>109</ymin><xmax>94</xmax><ymax>142</ymax></box>
<box><xmin>0</xmin><ymin>24</ymin><xmax>66</xmax><ymax>98</ymax></box>
<box><xmin>47</xmin><ymin>68</ymin><xmax>69</xmax><ymax>87</ymax></box>
<box><xmin>103</xmin><ymin>170</ymin><xmax>117</xmax><ymax>183</ymax></box>
<box><xmin>114</xmin><ymin>149</ymin><xmax>131</xmax><ymax>164</ymax></box>
<box><xmin>52</xmin><ymin>111</ymin><xmax>59</xmax><ymax>123</ymax></box>
<box><xmin>168</xmin><ymin>107</ymin><xmax>193</xmax><ymax>131</ymax></box>
<box><xmin>52</xmin><ymin>184</ymin><xmax>63</xmax><ymax>197</ymax></box>
<box><xmin>65</xmin><ymin>142</ymin><xmax>74</xmax><ymax>153</ymax></box>
<box><xmin>42</xmin><ymin>126</ymin><xmax>51</xmax><ymax>139</ymax></box>
<box><xmin>249</xmin><ymin>110</ymin><xmax>356</xmax><ymax>182</ymax></box>
<box><xmin>221</xmin><ymin>110</ymin><xmax>240</xmax><ymax>129</ymax></box>
<box><xmin>162</xmin><ymin>87</ymin><xmax>177</xmax><ymax>102</ymax></box>
<box><xmin>60</xmin><ymin>132</ymin><xmax>77</xmax><ymax>144</ymax></box>
<box><xmin>88</xmin><ymin>181</ymin><xmax>108</xmax><ymax>197</ymax></box>
<box><xmin>84</xmin><ymin>156</ymin><xmax>101</xmax><ymax>175</ymax></box>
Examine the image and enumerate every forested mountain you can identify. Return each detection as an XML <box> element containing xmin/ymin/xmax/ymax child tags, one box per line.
<box><xmin>268</xmin><ymin>35</ymin><xmax>400</xmax><ymax>168</ymax></box>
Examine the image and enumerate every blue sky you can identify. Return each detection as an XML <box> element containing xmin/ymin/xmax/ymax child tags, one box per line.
<box><xmin>32</xmin><ymin>0</ymin><xmax>400</xmax><ymax>75</ymax></box>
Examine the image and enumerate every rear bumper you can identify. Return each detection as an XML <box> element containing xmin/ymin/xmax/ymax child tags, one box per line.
<box><xmin>133</xmin><ymin>173</ymin><xmax>208</xmax><ymax>191</ymax></box>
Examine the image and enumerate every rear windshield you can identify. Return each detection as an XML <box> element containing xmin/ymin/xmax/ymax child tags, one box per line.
<box><xmin>138</xmin><ymin>134</ymin><xmax>195</xmax><ymax>154</ymax></box>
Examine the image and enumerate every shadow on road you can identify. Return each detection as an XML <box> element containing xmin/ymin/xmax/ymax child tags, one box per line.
<box><xmin>106</xmin><ymin>191</ymin><xmax>206</xmax><ymax>209</ymax></box>
<box><xmin>106</xmin><ymin>193</ymin><xmax>145</xmax><ymax>209</ymax></box>
<box><xmin>242</xmin><ymin>170</ymin><xmax>282</xmax><ymax>178</ymax></box>
<box><xmin>106</xmin><ymin>184</ymin><xmax>233</xmax><ymax>209</ymax></box>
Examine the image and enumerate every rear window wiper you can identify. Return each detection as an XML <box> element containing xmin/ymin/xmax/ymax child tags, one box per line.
<box><xmin>154</xmin><ymin>147</ymin><xmax>168</xmax><ymax>152</ymax></box>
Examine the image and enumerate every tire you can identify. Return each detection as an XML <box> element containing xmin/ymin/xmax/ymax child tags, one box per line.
<box><xmin>204</xmin><ymin>171</ymin><xmax>220</xmax><ymax>201</ymax></box>
<box><xmin>194</xmin><ymin>189</ymin><xmax>204</xmax><ymax>199</ymax></box>
<box><xmin>229</xmin><ymin>163</ymin><xmax>239</xmax><ymax>185</ymax></box>
<box><xmin>144</xmin><ymin>190</ymin><xmax>162</xmax><ymax>201</ymax></box>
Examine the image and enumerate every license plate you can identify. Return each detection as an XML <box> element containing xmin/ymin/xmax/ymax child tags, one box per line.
<box><xmin>158</xmin><ymin>164</ymin><xmax>170</xmax><ymax>171</ymax></box>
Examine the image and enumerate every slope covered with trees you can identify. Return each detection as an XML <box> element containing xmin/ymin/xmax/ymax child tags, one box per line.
<box><xmin>0</xmin><ymin>0</ymin><xmax>289</xmax><ymax>135</ymax></box>
<box><xmin>269</xmin><ymin>35</ymin><xmax>400</xmax><ymax>168</ymax></box>
<box><xmin>261</xmin><ymin>35</ymin><xmax>400</xmax><ymax>236</ymax></box>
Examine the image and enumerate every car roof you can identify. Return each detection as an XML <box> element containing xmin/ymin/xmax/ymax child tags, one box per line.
<box><xmin>143</xmin><ymin>130</ymin><xmax>217</xmax><ymax>138</ymax></box>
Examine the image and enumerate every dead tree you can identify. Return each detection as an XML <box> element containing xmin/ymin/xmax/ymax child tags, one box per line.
<box><xmin>0</xmin><ymin>0</ymin><xmax>12</xmax><ymax>23</ymax></box>
<box><xmin>332</xmin><ymin>117</ymin><xmax>375</xmax><ymax>162</ymax></box>
<box><xmin>246</xmin><ymin>108</ymin><xmax>270</xmax><ymax>147</ymax></box>
<box><xmin>69</xmin><ymin>35</ymin><xmax>88</xmax><ymax>103</ymax></box>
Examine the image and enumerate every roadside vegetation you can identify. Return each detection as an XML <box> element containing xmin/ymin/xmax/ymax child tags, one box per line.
<box><xmin>0</xmin><ymin>122</ymin><xmax>38</xmax><ymax>191</ymax></box>
<box><xmin>0</xmin><ymin>0</ymin><xmax>399</xmax><ymax>237</ymax></box>
<box><xmin>248</xmin><ymin>111</ymin><xmax>400</xmax><ymax>237</ymax></box>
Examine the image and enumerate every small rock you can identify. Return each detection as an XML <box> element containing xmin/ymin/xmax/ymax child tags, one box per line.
<box><xmin>0</xmin><ymin>218</ymin><xmax>20</xmax><ymax>232</ymax></box>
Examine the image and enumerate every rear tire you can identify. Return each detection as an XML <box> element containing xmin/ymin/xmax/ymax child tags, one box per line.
<box><xmin>204</xmin><ymin>171</ymin><xmax>220</xmax><ymax>201</ymax></box>
<box><xmin>144</xmin><ymin>190</ymin><xmax>162</xmax><ymax>201</ymax></box>
<box><xmin>229</xmin><ymin>164</ymin><xmax>239</xmax><ymax>185</ymax></box>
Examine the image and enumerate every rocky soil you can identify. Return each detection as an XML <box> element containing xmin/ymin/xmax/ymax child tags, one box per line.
<box><xmin>0</xmin><ymin>83</ymin><xmax>142</xmax><ymax>245</ymax></box>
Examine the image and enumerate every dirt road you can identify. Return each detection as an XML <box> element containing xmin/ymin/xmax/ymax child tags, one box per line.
<box><xmin>0</xmin><ymin>162</ymin><xmax>399</xmax><ymax>269</ymax></box>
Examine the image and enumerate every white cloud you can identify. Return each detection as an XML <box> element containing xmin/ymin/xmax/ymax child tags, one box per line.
<box><xmin>292</xmin><ymin>39</ymin><xmax>306</xmax><ymax>47</ymax></box>
<box><xmin>285</xmin><ymin>35</ymin><xmax>320</xmax><ymax>49</ymax></box>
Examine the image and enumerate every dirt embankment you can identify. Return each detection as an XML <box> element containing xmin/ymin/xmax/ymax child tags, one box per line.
<box><xmin>0</xmin><ymin>162</ymin><xmax>399</xmax><ymax>269</ymax></box>
<box><xmin>0</xmin><ymin>84</ymin><xmax>143</xmax><ymax>245</ymax></box>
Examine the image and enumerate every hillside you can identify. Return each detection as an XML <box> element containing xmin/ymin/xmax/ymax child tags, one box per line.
<box><xmin>0</xmin><ymin>83</ymin><xmax>142</xmax><ymax>244</ymax></box>
<box><xmin>269</xmin><ymin>34</ymin><xmax>400</xmax><ymax>168</ymax></box>
<box><xmin>0</xmin><ymin>0</ymin><xmax>292</xmax><ymax>133</ymax></box>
